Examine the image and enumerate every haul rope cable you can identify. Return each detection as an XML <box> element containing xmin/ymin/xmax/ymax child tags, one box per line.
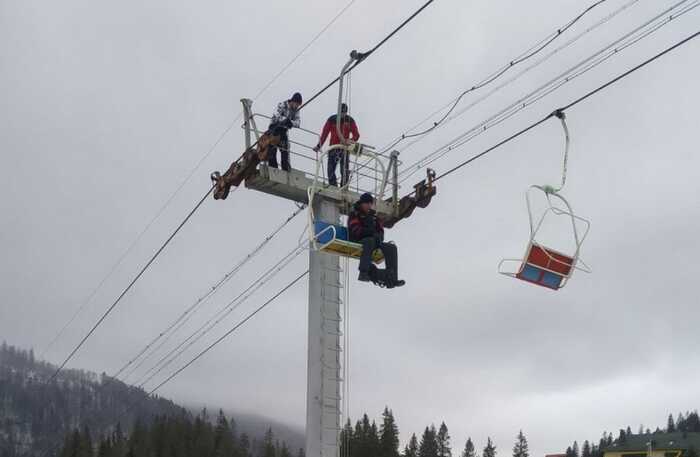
<box><xmin>113</xmin><ymin>204</ymin><xmax>306</xmax><ymax>380</ymax></box>
<box><xmin>48</xmin><ymin>185</ymin><xmax>217</xmax><ymax>382</ymax></box>
<box><xmin>116</xmin><ymin>270</ymin><xmax>309</xmax><ymax>419</ymax></box>
<box><xmin>133</xmin><ymin>240</ymin><xmax>310</xmax><ymax>388</ymax></box>
<box><xmin>41</xmin><ymin>0</ymin><xmax>357</xmax><ymax>363</ymax></box>
<box><xmin>380</xmin><ymin>0</ymin><xmax>613</xmax><ymax>154</ymax></box>
<box><xmin>403</xmin><ymin>30</ymin><xmax>700</xmax><ymax>194</ymax></box>
<box><xmin>133</xmin><ymin>241</ymin><xmax>308</xmax><ymax>388</ymax></box>
<box><xmin>398</xmin><ymin>0</ymin><xmax>699</xmax><ymax>183</ymax></box>
<box><xmin>145</xmin><ymin>270</ymin><xmax>309</xmax><ymax>396</ymax></box>
<box><xmin>360</xmin><ymin>0</ymin><xmax>639</xmax><ymax>179</ymax></box>
<box><xmin>300</xmin><ymin>0</ymin><xmax>438</xmax><ymax>109</ymax></box>
<box><xmin>377</xmin><ymin>0</ymin><xmax>641</xmax><ymax>157</ymax></box>
<box><xmin>46</xmin><ymin>0</ymin><xmax>436</xmax><ymax>380</ymax></box>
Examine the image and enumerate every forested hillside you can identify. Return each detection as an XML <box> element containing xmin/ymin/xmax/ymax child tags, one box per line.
<box><xmin>0</xmin><ymin>342</ymin><xmax>185</xmax><ymax>456</ymax></box>
<box><xmin>0</xmin><ymin>342</ymin><xmax>302</xmax><ymax>457</ymax></box>
<box><xmin>57</xmin><ymin>411</ymin><xmax>301</xmax><ymax>457</ymax></box>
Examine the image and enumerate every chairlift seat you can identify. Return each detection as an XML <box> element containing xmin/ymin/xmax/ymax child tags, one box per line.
<box><xmin>314</xmin><ymin>221</ymin><xmax>384</xmax><ymax>264</ymax></box>
<box><xmin>514</xmin><ymin>243</ymin><xmax>575</xmax><ymax>290</ymax></box>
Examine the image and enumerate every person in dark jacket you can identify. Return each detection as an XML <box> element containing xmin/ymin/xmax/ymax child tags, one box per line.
<box><xmin>347</xmin><ymin>192</ymin><xmax>405</xmax><ymax>288</ymax></box>
<box><xmin>313</xmin><ymin>103</ymin><xmax>360</xmax><ymax>186</ymax></box>
<box><xmin>266</xmin><ymin>92</ymin><xmax>302</xmax><ymax>171</ymax></box>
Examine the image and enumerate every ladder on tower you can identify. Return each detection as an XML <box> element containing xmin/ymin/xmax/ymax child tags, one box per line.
<box><xmin>320</xmin><ymin>260</ymin><xmax>345</xmax><ymax>453</ymax></box>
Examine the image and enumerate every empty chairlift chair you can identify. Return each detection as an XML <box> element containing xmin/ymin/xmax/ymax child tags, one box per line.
<box><xmin>499</xmin><ymin>185</ymin><xmax>591</xmax><ymax>290</ymax></box>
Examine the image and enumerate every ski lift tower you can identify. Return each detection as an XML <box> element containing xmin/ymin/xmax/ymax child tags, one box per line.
<box><xmin>217</xmin><ymin>51</ymin><xmax>436</xmax><ymax>457</ymax></box>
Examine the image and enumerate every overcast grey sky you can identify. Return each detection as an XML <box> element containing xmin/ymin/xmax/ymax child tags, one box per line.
<box><xmin>1</xmin><ymin>0</ymin><xmax>699</xmax><ymax>455</ymax></box>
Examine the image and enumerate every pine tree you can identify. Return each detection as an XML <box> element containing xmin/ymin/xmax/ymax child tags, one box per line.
<box><xmin>462</xmin><ymin>438</ymin><xmax>476</xmax><ymax>457</ymax></box>
<box><xmin>668</xmin><ymin>414</ymin><xmax>677</xmax><ymax>433</ymax></box>
<box><xmin>483</xmin><ymin>438</ymin><xmax>496</xmax><ymax>457</ymax></box>
<box><xmin>241</xmin><ymin>433</ymin><xmax>251</xmax><ymax>457</ymax></box>
<box><xmin>686</xmin><ymin>412</ymin><xmax>700</xmax><ymax>432</ymax></box>
<box><xmin>341</xmin><ymin>418</ymin><xmax>354</xmax><ymax>457</ymax></box>
<box><xmin>214</xmin><ymin>410</ymin><xmax>235</xmax><ymax>457</ymax></box>
<box><xmin>370</xmin><ymin>421</ymin><xmax>382</xmax><ymax>457</ymax></box>
<box><xmin>128</xmin><ymin>420</ymin><xmax>151</xmax><ymax>457</ymax></box>
<box><xmin>626</xmin><ymin>426</ymin><xmax>632</xmax><ymax>437</ymax></box>
<box><xmin>97</xmin><ymin>436</ymin><xmax>111</xmax><ymax>457</ymax></box>
<box><xmin>380</xmin><ymin>408</ymin><xmax>400</xmax><ymax>457</ymax></box>
<box><xmin>405</xmin><ymin>434</ymin><xmax>419</xmax><ymax>457</ymax></box>
<box><xmin>437</xmin><ymin>423</ymin><xmax>451</xmax><ymax>457</ymax></box>
<box><xmin>581</xmin><ymin>441</ymin><xmax>591</xmax><ymax>457</ymax></box>
<box><xmin>419</xmin><ymin>426</ymin><xmax>439</xmax><ymax>457</ymax></box>
<box><xmin>677</xmin><ymin>413</ymin><xmax>685</xmax><ymax>431</ymax></box>
<box><xmin>512</xmin><ymin>431</ymin><xmax>528</xmax><ymax>457</ymax></box>
<box><xmin>280</xmin><ymin>443</ymin><xmax>292</xmax><ymax>457</ymax></box>
<box><xmin>263</xmin><ymin>428</ymin><xmax>276</xmax><ymax>457</ymax></box>
<box><xmin>79</xmin><ymin>425</ymin><xmax>93</xmax><ymax>457</ymax></box>
<box><xmin>572</xmin><ymin>441</ymin><xmax>579</xmax><ymax>457</ymax></box>
<box><xmin>617</xmin><ymin>430</ymin><xmax>627</xmax><ymax>444</ymax></box>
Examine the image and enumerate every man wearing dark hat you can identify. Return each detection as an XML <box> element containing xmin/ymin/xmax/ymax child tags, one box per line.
<box><xmin>266</xmin><ymin>92</ymin><xmax>302</xmax><ymax>172</ymax></box>
<box><xmin>313</xmin><ymin>102</ymin><xmax>360</xmax><ymax>186</ymax></box>
<box><xmin>347</xmin><ymin>192</ymin><xmax>405</xmax><ymax>288</ymax></box>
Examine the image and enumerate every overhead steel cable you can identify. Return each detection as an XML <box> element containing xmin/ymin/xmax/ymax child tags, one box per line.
<box><xmin>143</xmin><ymin>270</ymin><xmax>309</xmax><ymax>397</ymax></box>
<box><xmin>377</xmin><ymin>0</ymin><xmax>642</xmax><ymax>158</ymax></box>
<box><xmin>112</xmin><ymin>204</ymin><xmax>306</xmax><ymax>380</ymax></box>
<box><xmin>131</xmin><ymin>240</ymin><xmax>309</xmax><ymax>388</ymax></box>
<box><xmin>253</xmin><ymin>0</ymin><xmax>358</xmax><ymax>101</ymax></box>
<box><xmin>397</xmin><ymin>0</ymin><xmax>699</xmax><ymax>183</ymax></box>
<box><xmin>112</xmin><ymin>270</ymin><xmax>309</xmax><ymax>421</ymax></box>
<box><xmin>48</xmin><ymin>185</ymin><xmax>217</xmax><ymax>382</ymax></box>
<box><xmin>41</xmin><ymin>0</ymin><xmax>357</xmax><ymax>359</ymax></box>
<box><xmin>380</xmin><ymin>0</ymin><xmax>611</xmax><ymax>152</ymax></box>
<box><xmin>413</xmin><ymin>30</ymin><xmax>699</xmax><ymax>191</ymax></box>
<box><xmin>300</xmin><ymin>0</ymin><xmax>438</xmax><ymax>109</ymax></box>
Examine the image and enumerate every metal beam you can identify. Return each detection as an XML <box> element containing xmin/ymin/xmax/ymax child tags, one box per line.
<box><xmin>245</xmin><ymin>164</ymin><xmax>396</xmax><ymax>218</ymax></box>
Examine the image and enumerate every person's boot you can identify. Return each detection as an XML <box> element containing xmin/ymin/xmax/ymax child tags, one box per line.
<box><xmin>388</xmin><ymin>269</ymin><xmax>406</xmax><ymax>288</ymax></box>
<box><xmin>281</xmin><ymin>160</ymin><xmax>291</xmax><ymax>172</ymax></box>
<box><xmin>211</xmin><ymin>171</ymin><xmax>231</xmax><ymax>200</ymax></box>
<box><xmin>371</xmin><ymin>268</ymin><xmax>390</xmax><ymax>288</ymax></box>
<box><xmin>358</xmin><ymin>270</ymin><xmax>372</xmax><ymax>282</ymax></box>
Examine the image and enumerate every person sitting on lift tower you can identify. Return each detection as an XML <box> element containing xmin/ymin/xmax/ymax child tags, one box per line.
<box><xmin>266</xmin><ymin>92</ymin><xmax>302</xmax><ymax>172</ymax></box>
<box><xmin>348</xmin><ymin>193</ymin><xmax>405</xmax><ymax>288</ymax></box>
<box><xmin>313</xmin><ymin>103</ymin><xmax>360</xmax><ymax>187</ymax></box>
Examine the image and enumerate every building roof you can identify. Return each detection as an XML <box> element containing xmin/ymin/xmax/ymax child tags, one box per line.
<box><xmin>604</xmin><ymin>433</ymin><xmax>700</xmax><ymax>452</ymax></box>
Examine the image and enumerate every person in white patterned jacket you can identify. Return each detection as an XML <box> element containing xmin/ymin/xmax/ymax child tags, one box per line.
<box><xmin>265</xmin><ymin>92</ymin><xmax>302</xmax><ymax>171</ymax></box>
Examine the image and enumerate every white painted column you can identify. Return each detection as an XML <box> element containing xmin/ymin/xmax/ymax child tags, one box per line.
<box><xmin>306</xmin><ymin>197</ymin><xmax>342</xmax><ymax>457</ymax></box>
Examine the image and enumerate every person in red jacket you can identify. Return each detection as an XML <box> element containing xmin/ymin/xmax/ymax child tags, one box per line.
<box><xmin>313</xmin><ymin>103</ymin><xmax>360</xmax><ymax>186</ymax></box>
<box><xmin>347</xmin><ymin>193</ymin><xmax>405</xmax><ymax>288</ymax></box>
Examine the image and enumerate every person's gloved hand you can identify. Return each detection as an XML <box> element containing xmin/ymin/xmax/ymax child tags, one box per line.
<box><xmin>283</xmin><ymin>119</ymin><xmax>294</xmax><ymax>129</ymax></box>
<box><xmin>361</xmin><ymin>212</ymin><xmax>377</xmax><ymax>238</ymax></box>
<box><xmin>313</xmin><ymin>144</ymin><xmax>321</xmax><ymax>153</ymax></box>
